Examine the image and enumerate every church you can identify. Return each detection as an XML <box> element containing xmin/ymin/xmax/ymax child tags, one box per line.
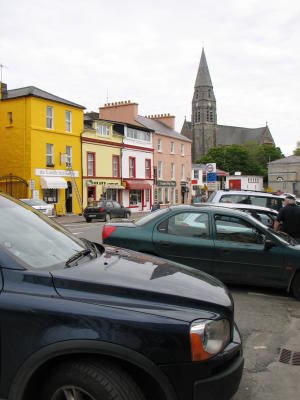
<box><xmin>181</xmin><ymin>49</ymin><xmax>275</xmax><ymax>162</ymax></box>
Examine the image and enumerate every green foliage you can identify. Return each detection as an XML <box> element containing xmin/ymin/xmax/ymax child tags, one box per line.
<box><xmin>197</xmin><ymin>144</ymin><xmax>284</xmax><ymax>179</ymax></box>
<box><xmin>293</xmin><ymin>142</ymin><xmax>300</xmax><ymax>156</ymax></box>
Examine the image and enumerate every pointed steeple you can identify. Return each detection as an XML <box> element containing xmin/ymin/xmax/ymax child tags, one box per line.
<box><xmin>195</xmin><ymin>48</ymin><xmax>213</xmax><ymax>88</ymax></box>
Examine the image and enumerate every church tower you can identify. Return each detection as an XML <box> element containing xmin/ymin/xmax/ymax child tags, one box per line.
<box><xmin>191</xmin><ymin>48</ymin><xmax>217</xmax><ymax>161</ymax></box>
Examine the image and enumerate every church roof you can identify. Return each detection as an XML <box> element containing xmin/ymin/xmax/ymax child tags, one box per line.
<box><xmin>195</xmin><ymin>48</ymin><xmax>213</xmax><ymax>88</ymax></box>
<box><xmin>269</xmin><ymin>155</ymin><xmax>300</xmax><ymax>164</ymax></box>
<box><xmin>216</xmin><ymin>125</ymin><xmax>273</xmax><ymax>146</ymax></box>
<box><xmin>137</xmin><ymin>115</ymin><xmax>191</xmax><ymax>142</ymax></box>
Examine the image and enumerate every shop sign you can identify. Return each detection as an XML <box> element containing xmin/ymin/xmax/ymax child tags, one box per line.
<box><xmin>35</xmin><ymin>169</ymin><xmax>79</xmax><ymax>178</ymax></box>
<box><xmin>156</xmin><ymin>180</ymin><xmax>176</xmax><ymax>187</ymax></box>
<box><xmin>207</xmin><ymin>182</ymin><xmax>218</xmax><ymax>191</ymax></box>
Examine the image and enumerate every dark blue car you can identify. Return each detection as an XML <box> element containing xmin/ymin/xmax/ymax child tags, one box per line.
<box><xmin>0</xmin><ymin>193</ymin><xmax>243</xmax><ymax>400</ymax></box>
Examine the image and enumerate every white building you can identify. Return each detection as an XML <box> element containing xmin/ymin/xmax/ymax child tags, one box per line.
<box><xmin>225</xmin><ymin>174</ymin><xmax>264</xmax><ymax>191</ymax></box>
<box><xmin>122</xmin><ymin>125</ymin><xmax>154</xmax><ymax>211</ymax></box>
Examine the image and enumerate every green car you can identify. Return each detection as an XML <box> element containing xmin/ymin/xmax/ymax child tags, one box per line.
<box><xmin>103</xmin><ymin>205</ymin><xmax>300</xmax><ymax>300</ymax></box>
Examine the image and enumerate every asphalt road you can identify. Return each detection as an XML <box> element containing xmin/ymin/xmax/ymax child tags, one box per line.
<box><xmin>62</xmin><ymin>219</ymin><xmax>300</xmax><ymax>400</ymax></box>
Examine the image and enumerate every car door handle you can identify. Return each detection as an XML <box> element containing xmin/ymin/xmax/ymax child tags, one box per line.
<box><xmin>160</xmin><ymin>241</ymin><xmax>172</xmax><ymax>248</ymax></box>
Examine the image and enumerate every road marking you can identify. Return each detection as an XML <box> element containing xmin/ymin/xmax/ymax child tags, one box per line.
<box><xmin>254</xmin><ymin>346</ymin><xmax>267</xmax><ymax>350</ymax></box>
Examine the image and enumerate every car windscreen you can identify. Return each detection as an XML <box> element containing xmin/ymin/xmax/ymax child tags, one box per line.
<box><xmin>135</xmin><ymin>208</ymin><xmax>170</xmax><ymax>226</ymax></box>
<box><xmin>23</xmin><ymin>199</ymin><xmax>48</xmax><ymax>206</ymax></box>
<box><xmin>0</xmin><ymin>195</ymin><xmax>86</xmax><ymax>269</ymax></box>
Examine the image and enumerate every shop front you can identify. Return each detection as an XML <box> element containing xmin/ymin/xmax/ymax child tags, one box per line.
<box><xmin>122</xmin><ymin>180</ymin><xmax>152</xmax><ymax>211</ymax></box>
<box><xmin>85</xmin><ymin>179</ymin><xmax>124</xmax><ymax>206</ymax></box>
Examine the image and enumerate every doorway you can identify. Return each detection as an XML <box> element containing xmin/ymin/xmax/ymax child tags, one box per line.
<box><xmin>65</xmin><ymin>181</ymin><xmax>73</xmax><ymax>213</ymax></box>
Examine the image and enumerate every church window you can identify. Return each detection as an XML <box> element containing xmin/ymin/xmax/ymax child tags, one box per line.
<box><xmin>208</xmin><ymin>89</ymin><xmax>211</xmax><ymax>98</ymax></box>
<box><xmin>196</xmin><ymin>90</ymin><xmax>199</xmax><ymax>99</ymax></box>
<box><xmin>210</xmin><ymin>111</ymin><xmax>214</xmax><ymax>122</ymax></box>
<box><xmin>197</xmin><ymin>111</ymin><xmax>200</xmax><ymax>122</ymax></box>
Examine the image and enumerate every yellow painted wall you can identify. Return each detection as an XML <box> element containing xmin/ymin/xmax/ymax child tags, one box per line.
<box><xmin>82</xmin><ymin>123</ymin><xmax>122</xmax><ymax>207</ymax></box>
<box><xmin>0</xmin><ymin>91</ymin><xmax>84</xmax><ymax>214</ymax></box>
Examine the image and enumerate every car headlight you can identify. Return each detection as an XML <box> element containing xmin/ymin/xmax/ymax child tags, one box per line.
<box><xmin>190</xmin><ymin>319</ymin><xmax>230</xmax><ymax>361</ymax></box>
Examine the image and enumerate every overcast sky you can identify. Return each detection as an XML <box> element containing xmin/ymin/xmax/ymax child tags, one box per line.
<box><xmin>1</xmin><ymin>0</ymin><xmax>299</xmax><ymax>155</ymax></box>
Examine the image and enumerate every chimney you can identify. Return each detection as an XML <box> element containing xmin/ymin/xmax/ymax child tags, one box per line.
<box><xmin>0</xmin><ymin>82</ymin><xmax>8</xmax><ymax>100</ymax></box>
<box><xmin>146</xmin><ymin>113</ymin><xmax>175</xmax><ymax>129</ymax></box>
<box><xmin>99</xmin><ymin>100</ymin><xmax>139</xmax><ymax>125</ymax></box>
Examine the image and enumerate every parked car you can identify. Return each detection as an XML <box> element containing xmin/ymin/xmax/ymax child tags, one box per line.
<box><xmin>207</xmin><ymin>190</ymin><xmax>285</xmax><ymax>211</ymax></box>
<box><xmin>83</xmin><ymin>200</ymin><xmax>131</xmax><ymax>222</ymax></box>
<box><xmin>197</xmin><ymin>203</ymin><xmax>278</xmax><ymax>228</ymax></box>
<box><xmin>103</xmin><ymin>205</ymin><xmax>300</xmax><ymax>299</ymax></box>
<box><xmin>20</xmin><ymin>198</ymin><xmax>55</xmax><ymax>217</ymax></box>
<box><xmin>0</xmin><ymin>193</ymin><xmax>244</xmax><ymax>400</ymax></box>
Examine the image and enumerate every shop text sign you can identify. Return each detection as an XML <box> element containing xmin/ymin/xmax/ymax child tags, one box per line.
<box><xmin>35</xmin><ymin>169</ymin><xmax>79</xmax><ymax>178</ymax></box>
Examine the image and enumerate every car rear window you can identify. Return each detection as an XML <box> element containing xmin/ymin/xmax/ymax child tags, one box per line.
<box><xmin>135</xmin><ymin>208</ymin><xmax>170</xmax><ymax>226</ymax></box>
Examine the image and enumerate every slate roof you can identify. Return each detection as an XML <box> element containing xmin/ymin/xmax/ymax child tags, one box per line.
<box><xmin>269</xmin><ymin>155</ymin><xmax>300</xmax><ymax>164</ymax></box>
<box><xmin>136</xmin><ymin>115</ymin><xmax>191</xmax><ymax>142</ymax></box>
<box><xmin>195</xmin><ymin>48</ymin><xmax>213</xmax><ymax>88</ymax></box>
<box><xmin>216</xmin><ymin>125</ymin><xmax>272</xmax><ymax>146</ymax></box>
<box><xmin>2</xmin><ymin>86</ymin><xmax>85</xmax><ymax>109</ymax></box>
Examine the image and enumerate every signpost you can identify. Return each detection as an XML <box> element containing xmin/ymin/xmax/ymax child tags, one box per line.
<box><xmin>206</xmin><ymin>163</ymin><xmax>217</xmax><ymax>185</ymax></box>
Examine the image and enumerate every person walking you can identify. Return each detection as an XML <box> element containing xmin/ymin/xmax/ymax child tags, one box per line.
<box><xmin>274</xmin><ymin>195</ymin><xmax>300</xmax><ymax>242</ymax></box>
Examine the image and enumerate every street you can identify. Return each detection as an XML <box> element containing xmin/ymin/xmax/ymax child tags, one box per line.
<box><xmin>60</xmin><ymin>218</ymin><xmax>300</xmax><ymax>400</ymax></box>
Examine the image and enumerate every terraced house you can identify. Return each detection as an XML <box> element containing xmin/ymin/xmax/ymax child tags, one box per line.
<box><xmin>0</xmin><ymin>82</ymin><xmax>84</xmax><ymax>215</ymax></box>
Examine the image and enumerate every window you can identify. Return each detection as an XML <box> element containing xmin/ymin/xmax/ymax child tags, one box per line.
<box><xmin>171</xmin><ymin>163</ymin><xmax>175</xmax><ymax>180</ymax></box>
<box><xmin>171</xmin><ymin>142</ymin><xmax>174</xmax><ymax>153</ymax></box>
<box><xmin>181</xmin><ymin>144</ymin><xmax>184</xmax><ymax>156</ymax></box>
<box><xmin>157</xmin><ymin>212</ymin><xmax>209</xmax><ymax>238</ymax></box>
<box><xmin>220</xmin><ymin>195</ymin><xmax>249</xmax><ymax>204</ymax></box>
<box><xmin>129</xmin><ymin>157</ymin><xmax>136</xmax><ymax>178</ymax></box>
<box><xmin>194</xmin><ymin>169</ymin><xmax>199</xmax><ymax>179</ymax></box>
<box><xmin>66</xmin><ymin>146</ymin><xmax>72</xmax><ymax>167</ymax></box>
<box><xmin>165</xmin><ymin>188</ymin><xmax>169</xmax><ymax>203</ymax></box>
<box><xmin>158</xmin><ymin>188</ymin><xmax>163</xmax><ymax>203</ymax></box>
<box><xmin>46</xmin><ymin>144</ymin><xmax>54</xmax><ymax>166</ymax></box>
<box><xmin>171</xmin><ymin>188</ymin><xmax>175</xmax><ymax>204</ymax></box>
<box><xmin>158</xmin><ymin>161</ymin><xmax>162</xmax><ymax>179</ymax></box>
<box><xmin>65</xmin><ymin>111</ymin><xmax>72</xmax><ymax>132</ymax></box>
<box><xmin>46</xmin><ymin>106</ymin><xmax>54</xmax><ymax>129</ymax></box>
<box><xmin>113</xmin><ymin>201</ymin><xmax>121</xmax><ymax>208</ymax></box>
<box><xmin>87</xmin><ymin>152</ymin><xmax>95</xmax><ymax>176</ymax></box>
<box><xmin>130</xmin><ymin>190</ymin><xmax>141</xmax><ymax>206</ymax></box>
<box><xmin>112</xmin><ymin>155</ymin><xmax>120</xmax><ymax>178</ymax></box>
<box><xmin>145</xmin><ymin>159</ymin><xmax>151</xmax><ymax>179</ymax></box>
<box><xmin>96</xmin><ymin>123</ymin><xmax>110</xmax><ymax>136</ymax></box>
<box><xmin>158</xmin><ymin>138</ymin><xmax>162</xmax><ymax>152</ymax></box>
<box><xmin>43</xmin><ymin>189</ymin><xmax>58</xmax><ymax>204</ymax></box>
<box><xmin>181</xmin><ymin>164</ymin><xmax>185</xmax><ymax>180</ymax></box>
<box><xmin>7</xmin><ymin>112</ymin><xmax>13</xmax><ymax>125</ymax></box>
<box><xmin>106</xmin><ymin>189</ymin><xmax>117</xmax><ymax>201</ymax></box>
<box><xmin>127</xmin><ymin>128</ymin><xmax>151</xmax><ymax>142</ymax></box>
<box><xmin>214</xmin><ymin>215</ymin><xmax>265</xmax><ymax>244</ymax></box>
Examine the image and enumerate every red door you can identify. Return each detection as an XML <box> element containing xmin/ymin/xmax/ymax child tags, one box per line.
<box><xmin>229</xmin><ymin>179</ymin><xmax>241</xmax><ymax>190</ymax></box>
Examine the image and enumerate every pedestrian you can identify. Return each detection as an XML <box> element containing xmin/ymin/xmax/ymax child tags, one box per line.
<box><xmin>274</xmin><ymin>195</ymin><xmax>300</xmax><ymax>242</ymax></box>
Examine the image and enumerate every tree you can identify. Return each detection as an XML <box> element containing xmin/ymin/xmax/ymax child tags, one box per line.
<box><xmin>293</xmin><ymin>142</ymin><xmax>300</xmax><ymax>156</ymax></box>
<box><xmin>197</xmin><ymin>144</ymin><xmax>283</xmax><ymax>179</ymax></box>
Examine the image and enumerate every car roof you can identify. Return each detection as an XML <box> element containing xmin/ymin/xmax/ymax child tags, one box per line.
<box><xmin>163</xmin><ymin>204</ymin><xmax>254</xmax><ymax>218</ymax></box>
<box><xmin>198</xmin><ymin>202</ymin><xmax>278</xmax><ymax>213</ymax></box>
<box><xmin>214</xmin><ymin>190</ymin><xmax>282</xmax><ymax>198</ymax></box>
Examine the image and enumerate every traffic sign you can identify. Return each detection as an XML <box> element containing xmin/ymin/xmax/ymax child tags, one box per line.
<box><xmin>206</xmin><ymin>163</ymin><xmax>216</xmax><ymax>173</ymax></box>
<box><xmin>207</xmin><ymin>172</ymin><xmax>217</xmax><ymax>182</ymax></box>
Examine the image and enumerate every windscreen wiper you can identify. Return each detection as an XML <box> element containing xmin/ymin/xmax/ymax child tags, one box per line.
<box><xmin>65</xmin><ymin>249</ymin><xmax>92</xmax><ymax>268</ymax></box>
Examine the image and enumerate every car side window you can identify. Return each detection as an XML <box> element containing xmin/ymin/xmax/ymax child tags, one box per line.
<box><xmin>249</xmin><ymin>196</ymin><xmax>267</xmax><ymax>207</ymax></box>
<box><xmin>106</xmin><ymin>202</ymin><xmax>113</xmax><ymax>208</ymax></box>
<box><xmin>113</xmin><ymin>202</ymin><xmax>121</xmax><ymax>208</ymax></box>
<box><xmin>214</xmin><ymin>214</ymin><xmax>265</xmax><ymax>244</ymax></box>
<box><xmin>157</xmin><ymin>212</ymin><xmax>210</xmax><ymax>238</ymax></box>
<box><xmin>220</xmin><ymin>195</ymin><xmax>249</xmax><ymax>204</ymax></box>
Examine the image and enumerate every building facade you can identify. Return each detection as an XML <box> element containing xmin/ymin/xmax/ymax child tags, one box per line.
<box><xmin>268</xmin><ymin>156</ymin><xmax>300</xmax><ymax>195</ymax></box>
<box><xmin>0</xmin><ymin>82</ymin><xmax>84</xmax><ymax>215</ymax></box>
<box><xmin>181</xmin><ymin>49</ymin><xmax>275</xmax><ymax>161</ymax></box>
<box><xmin>82</xmin><ymin>115</ymin><xmax>123</xmax><ymax>208</ymax></box>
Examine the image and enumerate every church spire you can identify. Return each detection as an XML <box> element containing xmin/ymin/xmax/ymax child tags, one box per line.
<box><xmin>195</xmin><ymin>48</ymin><xmax>213</xmax><ymax>88</ymax></box>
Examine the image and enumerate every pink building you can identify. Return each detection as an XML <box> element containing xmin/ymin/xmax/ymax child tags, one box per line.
<box><xmin>99</xmin><ymin>101</ymin><xmax>192</xmax><ymax>207</ymax></box>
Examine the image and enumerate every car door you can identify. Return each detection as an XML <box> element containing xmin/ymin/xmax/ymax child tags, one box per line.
<box><xmin>105</xmin><ymin>201</ymin><xmax>114</xmax><ymax>217</ymax></box>
<box><xmin>112</xmin><ymin>201</ymin><xmax>124</xmax><ymax>217</ymax></box>
<box><xmin>152</xmin><ymin>210</ymin><xmax>215</xmax><ymax>275</ymax></box>
<box><xmin>212</xmin><ymin>212</ymin><xmax>287</xmax><ymax>287</ymax></box>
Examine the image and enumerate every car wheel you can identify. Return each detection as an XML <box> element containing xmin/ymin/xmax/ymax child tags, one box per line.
<box><xmin>105</xmin><ymin>213</ymin><xmax>111</xmax><ymax>222</ymax></box>
<box><xmin>42</xmin><ymin>360</ymin><xmax>145</xmax><ymax>400</ymax></box>
<box><xmin>291</xmin><ymin>271</ymin><xmax>300</xmax><ymax>300</ymax></box>
<box><xmin>86</xmin><ymin>218</ymin><xmax>91</xmax><ymax>223</ymax></box>
<box><xmin>125</xmin><ymin>212</ymin><xmax>130</xmax><ymax>219</ymax></box>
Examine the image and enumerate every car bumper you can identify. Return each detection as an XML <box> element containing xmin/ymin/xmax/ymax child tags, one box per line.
<box><xmin>159</xmin><ymin>325</ymin><xmax>243</xmax><ymax>400</ymax></box>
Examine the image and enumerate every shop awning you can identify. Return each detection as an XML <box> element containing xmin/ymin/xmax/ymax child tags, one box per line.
<box><xmin>40</xmin><ymin>177</ymin><xmax>68</xmax><ymax>189</ymax></box>
<box><xmin>125</xmin><ymin>181</ymin><xmax>151</xmax><ymax>190</ymax></box>
<box><xmin>104</xmin><ymin>184</ymin><xmax>125</xmax><ymax>190</ymax></box>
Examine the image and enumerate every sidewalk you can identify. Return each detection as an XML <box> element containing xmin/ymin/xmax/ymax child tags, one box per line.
<box><xmin>54</xmin><ymin>210</ymin><xmax>151</xmax><ymax>225</ymax></box>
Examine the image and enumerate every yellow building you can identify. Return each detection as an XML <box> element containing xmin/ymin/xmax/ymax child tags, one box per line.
<box><xmin>0</xmin><ymin>82</ymin><xmax>84</xmax><ymax>215</ymax></box>
<box><xmin>82</xmin><ymin>115</ymin><xmax>123</xmax><ymax>208</ymax></box>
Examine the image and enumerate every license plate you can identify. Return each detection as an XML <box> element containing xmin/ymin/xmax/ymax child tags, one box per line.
<box><xmin>89</xmin><ymin>214</ymin><xmax>96</xmax><ymax>217</ymax></box>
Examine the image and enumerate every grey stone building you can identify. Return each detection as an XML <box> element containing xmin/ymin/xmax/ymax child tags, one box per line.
<box><xmin>181</xmin><ymin>49</ymin><xmax>275</xmax><ymax>161</ymax></box>
<box><xmin>268</xmin><ymin>155</ymin><xmax>300</xmax><ymax>195</ymax></box>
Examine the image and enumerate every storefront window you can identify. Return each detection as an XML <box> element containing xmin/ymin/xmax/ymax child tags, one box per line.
<box><xmin>43</xmin><ymin>189</ymin><xmax>58</xmax><ymax>204</ymax></box>
<box><xmin>130</xmin><ymin>190</ymin><xmax>141</xmax><ymax>206</ymax></box>
<box><xmin>106</xmin><ymin>189</ymin><xmax>117</xmax><ymax>201</ymax></box>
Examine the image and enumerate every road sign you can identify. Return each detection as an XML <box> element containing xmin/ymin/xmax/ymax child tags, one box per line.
<box><xmin>207</xmin><ymin>172</ymin><xmax>217</xmax><ymax>182</ymax></box>
<box><xmin>29</xmin><ymin>179</ymin><xmax>35</xmax><ymax>190</ymax></box>
<box><xmin>206</xmin><ymin>163</ymin><xmax>216</xmax><ymax>173</ymax></box>
<box><xmin>207</xmin><ymin>182</ymin><xmax>218</xmax><ymax>191</ymax></box>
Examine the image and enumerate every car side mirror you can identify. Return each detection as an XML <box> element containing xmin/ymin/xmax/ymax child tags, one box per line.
<box><xmin>264</xmin><ymin>239</ymin><xmax>275</xmax><ymax>250</ymax></box>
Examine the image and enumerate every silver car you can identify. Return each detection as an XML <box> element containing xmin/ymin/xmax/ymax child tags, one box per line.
<box><xmin>20</xmin><ymin>198</ymin><xmax>55</xmax><ymax>217</ymax></box>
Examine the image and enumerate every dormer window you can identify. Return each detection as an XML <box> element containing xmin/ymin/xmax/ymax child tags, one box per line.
<box><xmin>96</xmin><ymin>123</ymin><xmax>110</xmax><ymax>136</ymax></box>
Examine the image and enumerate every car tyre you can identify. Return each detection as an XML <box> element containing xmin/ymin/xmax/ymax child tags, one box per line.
<box><xmin>42</xmin><ymin>360</ymin><xmax>146</xmax><ymax>400</ymax></box>
<box><xmin>291</xmin><ymin>271</ymin><xmax>300</xmax><ymax>300</ymax></box>
<box><xmin>86</xmin><ymin>218</ymin><xmax>92</xmax><ymax>223</ymax></box>
<box><xmin>105</xmin><ymin>213</ymin><xmax>111</xmax><ymax>222</ymax></box>
<box><xmin>125</xmin><ymin>212</ymin><xmax>130</xmax><ymax>219</ymax></box>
